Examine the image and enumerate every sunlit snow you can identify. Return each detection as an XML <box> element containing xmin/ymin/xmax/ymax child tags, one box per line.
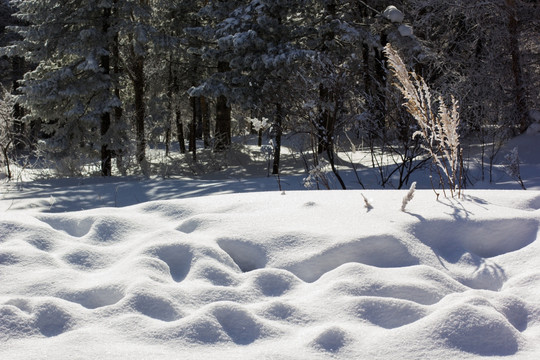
<box><xmin>1</xmin><ymin>132</ymin><xmax>540</xmax><ymax>359</ymax></box>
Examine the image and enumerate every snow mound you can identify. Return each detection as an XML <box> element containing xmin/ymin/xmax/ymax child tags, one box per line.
<box><xmin>425</xmin><ymin>295</ymin><xmax>523</xmax><ymax>356</ymax></box>
<box><xmin>383</xmin><ymin>6</ymin><xmax>404</xmax><ymax>23</ymax></box>
<box><xmin>310</xmin><ymin>326</ymin><xmax>351</xmax><ymax>353</ymax></box>
<box><xmin>1</xmin><ymin>190</ymin><xmax>540</xmax><ymax>358</ymax></box>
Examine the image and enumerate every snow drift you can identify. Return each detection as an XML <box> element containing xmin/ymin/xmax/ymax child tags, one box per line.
<box><xmin>1</xmin><ymin>190</ymin><xmax>540</xmax><ymax>359</ymax></box>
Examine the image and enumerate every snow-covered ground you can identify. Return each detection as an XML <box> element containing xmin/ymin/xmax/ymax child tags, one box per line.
<box><xmin>1</xmin><ymin>131</ymin><xmax>540</xmax><ymax>359</ymax></box>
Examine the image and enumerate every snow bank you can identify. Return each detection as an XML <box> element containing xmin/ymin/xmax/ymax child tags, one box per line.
<box><xmin>1</xmin><ymin>190</ymin><xmax>540</xmax><ymax>359</ymax></box>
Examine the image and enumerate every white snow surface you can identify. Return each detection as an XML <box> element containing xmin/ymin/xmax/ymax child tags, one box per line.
<box><xmin>1</xmin><ymin>189</ymin><xmax>540</xmax><ymax>359</ymax></box>
<box><xmin>1</xmin><ymin>132</ymin><xmax>540</xmax><ymax>359</ymax></box>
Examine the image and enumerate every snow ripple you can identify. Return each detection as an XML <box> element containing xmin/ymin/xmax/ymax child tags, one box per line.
<box><xmin>1</xmin><ymin>191</ymin><xmax>538</xmax><ymax>358</ymax></box>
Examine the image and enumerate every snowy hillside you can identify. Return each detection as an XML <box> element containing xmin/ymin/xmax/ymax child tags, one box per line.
<box><xmin>1</xmin><ymin>189</ymin><xmax>540</xmax><ymax>359</ymax></box>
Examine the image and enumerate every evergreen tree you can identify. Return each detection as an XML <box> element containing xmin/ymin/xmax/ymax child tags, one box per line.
<box><xmin>6</xmin><ymin>0</ymin><xmax>121</xmax><ymax>175</ymax></box>
<box><xmin>187</xmin><ymin>0</ymin><xmax>247</xmax><ymax>152</ymax></box>
<box><xmin>301</xmin><ymin>0</ymin><xmax>374</xmax><ymax>188</ymax></box>
<box><xmin>114</xmin><ymin>0</ymin><xmax>156</xmax><ymax>172</ymax></box>
<box><xmin>191</xmin><ymin>0</ymin><xmax>309</xmax><ymax>172</ymax></box>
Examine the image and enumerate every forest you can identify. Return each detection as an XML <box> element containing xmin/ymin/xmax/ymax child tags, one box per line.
<box><xmin>0</xmin><ymin>0</ymin><xmax>539</xmax><ymax>189</ymax></box>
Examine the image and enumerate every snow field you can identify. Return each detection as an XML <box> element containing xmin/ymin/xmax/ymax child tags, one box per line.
<box><xmin>1</xmin><ymin>190</ymin><xmax>540</xmax><ymax>358</ymax></box>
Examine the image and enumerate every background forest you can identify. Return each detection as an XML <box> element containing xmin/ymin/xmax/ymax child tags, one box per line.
<box><xmin>0</xmin><ymin>0</ymin><xmax>539</xmax><ymax>189</ymax></box>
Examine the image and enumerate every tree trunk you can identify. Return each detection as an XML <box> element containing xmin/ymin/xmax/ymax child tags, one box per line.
<box><xmin>111</xmin><ymin>0</ymin><xmax>125</xmax><ymax>174</ymax></box>
<box><xmin>175</xmin><ymin>110</ymin><xmax>186</xmax><ymax>154</ymax></box>
<box><xmin>362</xmin><ymin>42</ymin><xmax>371</xmax><ymax>95</ymax></box>
<box><xmin>215</xmin><ymin>61</ymin><xmax>231</xmax><ymax>151</ymax></box>
<box><xmin>251</xmin><ymin>109</ymin><xmax>263</xmax><ymax>146</ymax></box>
<box><xmin>201</xmin><ymin>96</ymin><xmax>210</xmax><ymax>148</ymax></box>
<box><xmin>189</xmin><ymin>96</ymin><xmax>200</xmax><ymax>160</ymax></box>
<box><xmin>165</xmin><ymin>121</ymin><xmax>171</xmax><ymax>156</ymax></box>
<box><xmin>317</xmin><ymin>83</ymin><xmax>336</xmax><ymax>154</ymax></box>
<box><xmin>317</xmin><ymin>1</ymin><xmax>337</xmax><ymax>155</ymax></box>
<box><xmin>1</xmin><ymin>144</ymin><xmax>12</xmax><ymax>180</ymax></box>
<box><xmin>12</xmin><ymin>56</ymin><xmax>25</xmax><ymax>150</ymax></box>
<box><xmin>327</xmin><ymin>145</ymin><xmax>346</xmax><ymax>189</ymax></box>
<box><xmin>132</xmin><ymin>55</ymin><xmax>146</xmax><ymax>169</ymax></box>
<box><xmin>165</xmin><ymin>61</ymin><xmax>172</xmax><ymax>156</ymax></box>
<box><xmin>374</xmin><ymin>32</ymin><xmax>388</xmax><ymax>129</ymax></box>
<box><xmin>272</xmin><ymin>103</ymin><xmax>283</xmax><ymax>175</ymax></box>
<box><xmin>100</xmin><ymin>6</ymin><xmax>112</xmax><ymax>176</ymax></box>
<box><xmin>100</xmin><ymin>112</ymin><xmax>112</xmax><ymax>176</ymax></box>
<box><xmin>506</xmin><ymin>0</ymin><xmax>528</xmax><ymax>133</ymax></box>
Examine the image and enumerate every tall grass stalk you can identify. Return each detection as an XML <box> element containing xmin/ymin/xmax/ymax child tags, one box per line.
<box><xmin>384</xmin><ymin>44</ymin><xmax>463</xmax><ymax>198</ymax></box>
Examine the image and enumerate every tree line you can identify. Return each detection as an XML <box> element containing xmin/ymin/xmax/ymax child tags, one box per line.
<box><xmin>0</xmin><ymin>0</ymin><xmax>538</xmax><ymax>186</ymax></box>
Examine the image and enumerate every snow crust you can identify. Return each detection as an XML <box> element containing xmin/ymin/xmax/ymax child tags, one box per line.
<box><xmin>1</xmin><ymin>189</ymin><xmax>540</xmax><ymax>359</ymax></box>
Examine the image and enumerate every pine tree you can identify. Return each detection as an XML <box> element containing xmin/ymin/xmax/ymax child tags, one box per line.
<box><xmin>115</xmin><ymin>0</ymin><xmax>157</xmax><ymax>172</ymax></box>
<box><xmin>191</xmin><ymin>0</ymin><xmax>309</xmax><ymax>171</ymax></box>
<box><xmin>187</xmin><ymin>0</ymin><xmax>245</xmax><ymax>152</ymax></box>
<box><xmin>6</xmin><ymin>0</ymin><xmax>121</xmax><ymax>176</ymax></box>
<box><xmin>302</xmin><ymin>0</ymin><xmax>372</xmax><ymax>188</ymax></box>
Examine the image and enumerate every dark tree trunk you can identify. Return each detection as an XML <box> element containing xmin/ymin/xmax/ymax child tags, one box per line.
<box><xmin>100</xmin><ymin>6</ymin><xmax>112</xmax><ymax>176</ymax></box>
<box><xmin>362</xmin><ymin>42</ymin><xmax>371</xmax><ymax>96</ymax></box>
<box><xmin>215</xmin><ymin>61</ymin><xmax>231</xmax><ymax>151</ymax></box>
<box><xmin>132</xmin><ymin>55</ymin><xmax>146</xmax><ymax>168</ymax></box>
<box><xmin>272</xmin><ymin>103</ymin><xmax>283</xmax><ymax>175</ymax></box>
<box><xmin>111</xmin><ymin>1</ymin><xmax>124</xmax><ymax>173</ymax></box>
<box><xmin>165</xmin><ymin>120</ymin><xmax>171</xmax><ymax>156</ymax></box>
<box><xmin>196</xmin><ymin>98</ymin><xmax>203</xmax><ymax>140</ymax></box>
<box><xmin>251</xmin><ymin>109</ymin><xmax>263</xmax><ymax>146</ymax></box>
<box><xmin>175</xmin><ymin>110</ymin><xmax>186</xmax><ymax>154</ymax></box>
<box><xmin>12</xmin><ymin>56</ymin><xmax>25</xmax><ymax>150</ymax></box>
<box><xmin>374</xmin><ymin>32</ymin><xmax>388</xmax><ymax>129</ymax></box>
<box><xmin>165</xmin><ymin>60</ymin><xmax>173</xmax><ymax>157</ymax></box>
<box><xmin>100</xmin><ymin>111</ymin><xmax>112</xmax><ymax>176</ymax></box>
<box><xmin>112</xmin><ymin>0</ymin><xmax>122</xmax><ymax>126</ymax></box>
<box><xmin>327</xmin><ymin>146</ymin><xmax>346</xmax><ymax>189</ymax></box>
<box><xmin>1</xmin><ymin>145</ymin><xmax>12</xmax><ymax>180</ymax></box>
<box><xmin>319</xmin><ymin>82</ymin><xmax>346</xmax><ymax>189</ymax></box>
<box><xmin>189</xmin><ymin>96</ymin><xmax>200</xmax><ymax>160</ymax></box>
<box><xmin>317</xmin><ymin>1</ymin><xmax>337</xmax><ymax>155</ymax></box>
<box><xmin>201</xmin><ymin>96</ymin><xmax>210</xmax><ymax>148</ymax></box>
<box><xmin>317</xmin><ymin>83</ymin><xmax>336</xmax><ymax>154</ymax></box>
<box><xmin>506</xmin><ymin>0</ymin><xmax>528</xmax><ymax>132</ymax></box>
